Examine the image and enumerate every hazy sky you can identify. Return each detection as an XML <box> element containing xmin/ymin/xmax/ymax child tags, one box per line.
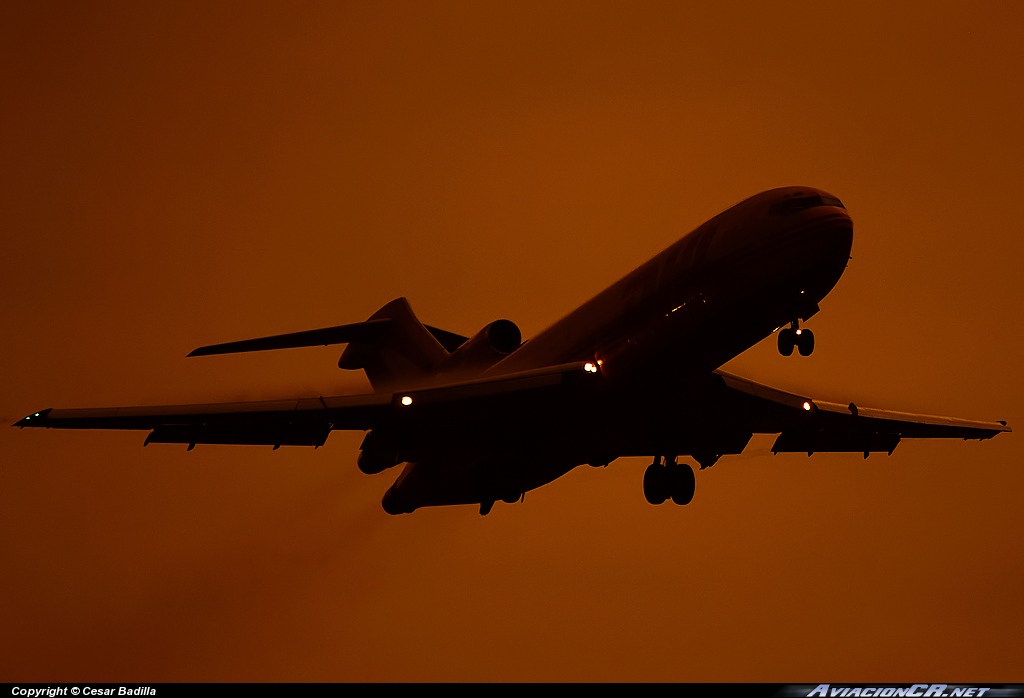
<box><xmin>2</xmin><ymin>0</ymin><xmax>1022</xmax><ymax>680</ymax></box>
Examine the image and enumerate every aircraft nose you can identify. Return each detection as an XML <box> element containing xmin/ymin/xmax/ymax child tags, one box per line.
<box><xmin>799</xmin><ymin>205</ymin><xmax>853</xmax><ymax>258</ymax></box>
<box><xmin>778</xmin><ymin>203</ymin><xmax>854</xmax><ymax>300</ymax></box>
<box><xmin>800</xmin><ymin>204</ymin><xmax>851</xmax><ymax>237</ymax></box>
<box><xmin>768</xmin><ymin>188</ymin><xmax>853</xmax><ymax>258</ymax></box>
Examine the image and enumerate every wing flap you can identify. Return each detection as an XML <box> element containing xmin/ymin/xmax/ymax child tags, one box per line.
<box><xmin>144</xmin><ymin>424</ymin><xmax>330</xmax><ymax>447</ymax></box>
<box><xmin>771</xmin><ymin>429</ymin><xmax>901</xmax><ymax>455</ymax></box>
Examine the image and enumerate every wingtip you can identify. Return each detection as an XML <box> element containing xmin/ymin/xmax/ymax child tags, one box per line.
<box><xmin>14</xmin><ymin>408</ymin><xmax>51</xmax><ymax>427</ymax></box>
<box><xmin>187</xmin><ymin>345</ymin><xmax>220</xmax><ymax>357</ymax></box>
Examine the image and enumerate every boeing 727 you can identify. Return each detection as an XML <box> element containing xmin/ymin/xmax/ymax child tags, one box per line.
<box><xmin>15</xmin><ymin>187</ymin><xmax>1010</xmax><ymax>514</ymax></box>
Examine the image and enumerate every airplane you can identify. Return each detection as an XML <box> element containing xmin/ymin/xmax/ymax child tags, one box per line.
<box><xmin>14</xmin><ymin>186</ymin><xmax>1010</xmax><ymax>515</ymax></box>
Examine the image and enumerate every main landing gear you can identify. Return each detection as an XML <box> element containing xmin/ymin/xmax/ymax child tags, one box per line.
<box><xmin>778</xmin><ymin>321</ymin><xmax>814</xmax><ymax>357</ymax></box>
<box><xmin>643</xmin><ymin>456</ymin><xmax>696</xmax><ymax>506</ymax></box>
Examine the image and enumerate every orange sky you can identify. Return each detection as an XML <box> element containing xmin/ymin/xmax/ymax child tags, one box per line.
<box><xmin>2</xmin><ymin>0</ymin><xmax>1022</xmax><ymax>681</ymax></box>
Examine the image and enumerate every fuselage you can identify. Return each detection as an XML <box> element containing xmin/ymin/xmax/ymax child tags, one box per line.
<box><xmin>490</xmin><ymin>186</ymin><xmax>852</xmax><ymax>381</ymax></box>
<box><xmin>382</xmin><ymin>186</ymin><xmax>854</xmax><ymax>513</ymax></box>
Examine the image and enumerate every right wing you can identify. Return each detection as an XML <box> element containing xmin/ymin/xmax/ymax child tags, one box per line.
<box><xmin>716</xmin><ymin>371</ymin><xmax>1010</xmax><ymax>455</ymax></box>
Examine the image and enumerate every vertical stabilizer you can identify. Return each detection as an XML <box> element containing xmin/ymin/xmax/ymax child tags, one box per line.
<box><xmin>338</xmin><ymin>298</ymin><xmax>448</xmax><ymax>391</ymax></box>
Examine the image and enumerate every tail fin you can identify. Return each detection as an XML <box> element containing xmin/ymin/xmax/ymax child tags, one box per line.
<box><xmin>338</xmin><ymin>298</ymin><xmax>449</xmax><ymax>391</ymax></box>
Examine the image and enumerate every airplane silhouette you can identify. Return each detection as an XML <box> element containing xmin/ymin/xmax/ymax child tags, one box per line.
<box><xmin>15</xmin><ymin>186</ymin><xmax>1010</xmax><ymax>515</ymax></box>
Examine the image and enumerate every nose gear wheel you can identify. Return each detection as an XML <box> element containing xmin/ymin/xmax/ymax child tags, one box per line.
<box><xmin>778</xmin><ymin>322</ymin><xmax>814</xmax><ymax>356</ymax></box>
<box><xmin>643</xmin><ymin>456</ymin><xmax>696</xmax><ymax>506</ymax></box>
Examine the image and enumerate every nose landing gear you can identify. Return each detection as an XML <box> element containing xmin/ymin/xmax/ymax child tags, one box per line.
<box><xmin>643</xmin><ymin>456</ymin><xmax>696</xmax><ymax>506</ymax></box>
<box><xmin>778</xmin><ymin>321</ymin><xmax>814</xmax><ymax>356</ymax></box>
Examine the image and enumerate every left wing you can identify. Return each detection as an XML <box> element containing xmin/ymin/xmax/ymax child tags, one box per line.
<box><xmin>13</xmin><ymin>393</ymin><xmax>391</xmax><ymax>447</ymax></box>
<box><xmin>13</xmin><ymin>361</ymin><xmax>601</xmax><ymax>448</ymax></box>
<box><xmin>715</xmin><ymin>371</ymin><xmax>1010</xmax><ymax>456</ymax></box>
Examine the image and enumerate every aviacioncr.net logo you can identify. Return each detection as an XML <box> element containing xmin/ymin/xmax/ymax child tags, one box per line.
<box><xmin>806</xmin><ymin>686</ymin><xmax>993</xmax><ymax>698</ymax></box>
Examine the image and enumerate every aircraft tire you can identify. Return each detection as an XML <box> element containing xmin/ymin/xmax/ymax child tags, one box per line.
<box><xmin>778</xmin><ymin>329</ymin><xmax>795</xmax><ymax>356</ymax></box>
<box><xmin>643</xmin><ymin>463</ymin><xmax>668</xmax><ymax>505</ymax></box>
<box><xmin>797</xmin><ymin>329</ymin><xmax>815</xmax><ymax>356</ymax></box>
<box><xmin>668</xmin><ymin>462</ymin><xmax>696</xmax><ymax>505</ymax></box>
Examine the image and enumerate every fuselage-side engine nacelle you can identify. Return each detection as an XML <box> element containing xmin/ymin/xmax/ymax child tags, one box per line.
<box><xmin>440</xmin><ymin>319</ymin><xmax>521</xmax><ymax>375</ymax></box>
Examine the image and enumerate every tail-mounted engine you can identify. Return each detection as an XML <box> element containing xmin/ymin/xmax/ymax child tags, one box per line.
<box><xmin>439</xmin><ymin>319</ymin><xmax>522</xmax><ymax>374</ymax></box>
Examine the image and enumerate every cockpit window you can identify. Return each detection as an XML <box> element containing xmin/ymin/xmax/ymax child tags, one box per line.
<box><xmin>769</xmin><ymin>194</ymin><xmax>845</xmax><ymax>216</ymax></box>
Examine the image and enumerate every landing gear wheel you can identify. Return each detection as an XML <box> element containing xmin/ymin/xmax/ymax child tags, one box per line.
<box><xmin>667</xmin><ymin>462</ymin><xmax>696</xmax><ymax>505</ymax></box>
<box><xmin>778</xmin><ymin>328</ymin><xmax>796</xmax><ymax>356</ymax></box>
<box><xmin>643</xmin><ymin>463</ymin><xmax>668</xmax><ymax>505</ymax></box>
<box><xmin>796</xmin><ymin>329</ymin><xmax>815</xmax><ymax>356</ymax></box>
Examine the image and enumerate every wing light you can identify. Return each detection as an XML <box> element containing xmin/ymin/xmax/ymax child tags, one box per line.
<box><xmin>401</xmin><ymin>396</ymin><xmax>413</xmax><ymax>406</ymax></box>
<box><xmin>802</xmin><ymin>401</ymin><xmax>812</xmax><ymax>411</ymax></box>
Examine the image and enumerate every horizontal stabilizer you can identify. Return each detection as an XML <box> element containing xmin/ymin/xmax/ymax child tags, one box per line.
<box><xmin>188</xmin><ymin>318</ymin><xmax>392</xmax><ymax>356</ymax></box>
<box><xmin>188</xmin><ymin>319</ymin><xmax>469</xmax><ymax>358</ymax></box>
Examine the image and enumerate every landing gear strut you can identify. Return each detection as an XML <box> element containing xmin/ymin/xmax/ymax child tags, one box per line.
<box><xmin>778</xmin><ymin>321</ymin><xmax>814</xmax><ymax>357</ymax></box>
<box><xmin>643</xmin><ymin>456</ymin><xmax>696</xmax><ymax>506</ymax></box>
